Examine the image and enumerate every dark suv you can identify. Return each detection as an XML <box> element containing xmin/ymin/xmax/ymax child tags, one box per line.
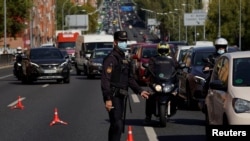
<box><xmin>178</xmin><ymin>46</ymin><xmax>240</xmax><ymax>109</ymax></box>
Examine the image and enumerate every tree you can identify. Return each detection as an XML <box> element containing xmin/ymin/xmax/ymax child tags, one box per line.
<box><xmin>0</xmin><ymin>0</ymin><xmax>32</xmax><ymax>38</ymax></box>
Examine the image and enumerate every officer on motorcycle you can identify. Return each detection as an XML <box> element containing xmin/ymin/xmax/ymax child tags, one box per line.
<box><xmin>203</xmin><ymin>37</ymin><xmax>228</xmax><ymax>71</ymax></box>
<box><xmin>144</xmin><ymin>41</ymin><xmax>177</xmax><ymax>124</ymax></box>
<box><xmin>13</xmin><ymin>46</ymin><xmax>24</xmax><ymax>79</ymax></box>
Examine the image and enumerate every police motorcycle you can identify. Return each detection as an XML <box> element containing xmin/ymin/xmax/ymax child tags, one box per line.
<box><xmin>13</xmin><ymin>54</ymin><xmax>23</xmax><ymax>80</ymax></box>
<box><xmin>142</xmin><ymin>61</ymin><xmax>179</xmax><ymax>127</ymax></box>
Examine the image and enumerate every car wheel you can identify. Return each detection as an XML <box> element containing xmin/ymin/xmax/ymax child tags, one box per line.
<box><xmin>186</xmin><ymin>85</ymin><xmax>198</xmax><ymax>110</ymax></box>
<box><xmin>57</xmin><ymin>79</ymin><xmax>63</xmax><ymax>84</ymax></box>
<box><xmin>63</xmin><ymin>77</ymin><xmax>70</xmax><ymax>83</ymax></box>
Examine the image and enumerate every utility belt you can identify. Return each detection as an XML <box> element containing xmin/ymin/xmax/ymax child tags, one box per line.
<box><xmin>111</xmin><ymin>87</ymin><xmax>128</xmax><ymax>97</ymax></box>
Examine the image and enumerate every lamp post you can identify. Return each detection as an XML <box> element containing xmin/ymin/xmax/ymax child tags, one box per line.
<box><xmin>62</xmin><ymin>0</ymin><xmax>70</xmax><ymax>30</ymax></box>
<box><xmin>239</xmin><ymin>0</ymin><xmax>241</xmax><ymax>50</ymax></box>
<box><xmin>218</xmin><ymin>0</ymin><xmax>221</xmax><ymax>37</ymax></box>
<box><xmin>169</xmin><ymin>11</ymin><xmax>178</xmax><ymax>41</ymax></box>
<box><xmin>175</xmin><ymin>8</ymin><xmax>184</xmax><ymax>41</ymax></box>
<box><xmin>4</xmin><ymin>0</ymin><xmax>7</xmax><ymax>53</ymax></box>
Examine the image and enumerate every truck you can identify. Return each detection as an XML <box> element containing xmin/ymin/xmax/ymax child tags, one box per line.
<box><xmin>74</xmin><ymin>34</ymin><xmax>114</xmax><ymax>75</ymax></box>
<box><xmin>56</xmin><ymin>30</ymin><xmax>82</xmax><ymax>64</ymax></box>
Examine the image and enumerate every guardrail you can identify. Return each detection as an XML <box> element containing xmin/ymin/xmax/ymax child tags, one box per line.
<box><xmin>0</xmin><ymin>54</ymin><xmax>15</xmax><ymax>67</ymax></box>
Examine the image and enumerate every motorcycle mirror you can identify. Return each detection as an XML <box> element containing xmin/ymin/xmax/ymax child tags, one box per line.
<box><xmin>142</xmin><ymin>63</ymin><xmax>149</xmax><ymax>68</ymax></box>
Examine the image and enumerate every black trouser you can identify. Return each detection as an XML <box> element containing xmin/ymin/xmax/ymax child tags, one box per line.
<box><xmin>108</xmin><ymin>95</ymin><xmax>125</xmax><ymax>141</ymax></box>
<box><xmin>145</xmin><ymin>94</ymin><xmax>156</xmax><ymax>118</ymax></box>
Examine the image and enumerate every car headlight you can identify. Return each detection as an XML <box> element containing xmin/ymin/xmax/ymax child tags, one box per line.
<box><xmin>59</xmin><ymin>62</ymin><xmax>68</xmax><ymax>68</ymax></box>
<box><xmin>194</xmin><ymin>76</ymin><xmax>206</xmax><ymax>85</ymax></box>
<box><xmin>233</xmin><ymin>98</ymin><xmax>250</xmax><ymax>113</ymax></box>
<box><xmin>91</xmin><ymin>62</ymin><xmax>102</xmax><ymax>66</ymax></box>
<box><xmin>162</xmin><ymin>84</ymin><xmax>175</xmax><ymax>93</ymax></box>
<box><xmin>30</xmin><ymin>62</ymin><xmax>39</xmax><ymax>68</ymax></box>
<box><xmin>154</xmin><ymin>84</ymin><xmax>162</xmax><ymax>92</ymax></box>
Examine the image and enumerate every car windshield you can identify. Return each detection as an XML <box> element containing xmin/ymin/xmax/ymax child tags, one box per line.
<box><xmin>142</xmin><ymin>47</ymin><xmax>157</xmax><ymax>58</ymax></box>
<box><xmin>30</xmin><ymin>49</ymin><xmax>63</xmax><ymax>60</ymax></box>
<box><xmin>92</xmin><ymin>50</ymin><xmax>112</xmax><ymax>59</ymax></box>
<box><xmin>233</xmin><ymin>58</ymin><xmax>250</xmax><ymax>86</ymax></box>
<box><xmin>178</xmin><ymin>49</ymin><xmax>188</xmax><ymax>62</ymax></box>
<box><xmin>85</xmin><ymin>42</ymin><xmax>113</xmax><ymax>53</ymax></box>
<box><xmin>57</xmin><ymin>42</ymin><xmax>75</xmax><ymax>49</ymax></box>
<box><xmin>193</xmin><ymin>52</ymin><xmax>214</xmax><ymax>66</ymax></box>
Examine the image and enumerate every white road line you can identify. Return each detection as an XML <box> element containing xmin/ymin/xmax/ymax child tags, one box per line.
<box><xmin>0</xmin><ymin>74</ymin><xmax>13</xmax><ymax>79</ymax></box>
<box><xmin>131</xmin><ymin>94</ymin><xmax>140</xmax><ymax>103</ymax></box>
<box><xmin>7</xmin><ymin>97</ymin><xmax>26</xmax><ymax>107</ymax></box>
<box><xmin>144</xmin><ymin>126</ymin><xmax>158</xmax><ymax>141</ymax></box>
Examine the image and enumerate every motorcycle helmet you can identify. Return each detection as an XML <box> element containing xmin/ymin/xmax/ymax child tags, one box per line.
<box><xmin>16</xmin><ymin>46</ymin><xmax>22</xmax><ymax>54</ymax></box>
<box><xmin>214</xmin><ymin>37</ymin><xmax>228</xmax><ymax>54</ymax></box>
<box><xmin>157</xmin><ymin>41</ymin><xmax>170</xmax><ymax>56</ymax></box>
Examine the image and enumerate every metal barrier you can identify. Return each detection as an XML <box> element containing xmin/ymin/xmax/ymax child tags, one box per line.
<box><xmin>0</xmin><ymin>54</ymin><xmax>15</xmax><ymax>67</ymax></box>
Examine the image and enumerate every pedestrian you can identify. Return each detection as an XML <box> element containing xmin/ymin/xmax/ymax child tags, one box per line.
<box><xmin>101</xmin><ymin>31</ymin><xmax>150</xmax><ymax>141</ymax></box>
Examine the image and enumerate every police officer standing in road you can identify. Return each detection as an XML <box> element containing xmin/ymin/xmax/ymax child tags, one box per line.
<box><xmin>101</xmin><ymin>31</ymin><xmax>149</xmax><ymax>141</ymax></box>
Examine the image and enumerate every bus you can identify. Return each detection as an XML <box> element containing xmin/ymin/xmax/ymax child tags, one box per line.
<box><xmin>74</xmin><ymin>34</ymin><xmax>114</xmax><ymax>75</ymax></box>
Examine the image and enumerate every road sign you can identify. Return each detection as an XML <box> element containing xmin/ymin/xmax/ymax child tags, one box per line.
<box><xmin>184</xmin><ymin>12</ymin><xmax>207</xmax><ymax>26</ymax></box>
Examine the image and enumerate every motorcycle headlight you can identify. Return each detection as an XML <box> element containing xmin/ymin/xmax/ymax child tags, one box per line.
<box><xmin>233</xmin><ymin>98</ymin><xmax>250</xmax><ymax>113</ymax></box>
<box><xmin>194</xmin><ymin>76</ymin><xmax>206</xmax><ymax>85</ymax></box>
<box><xmin>154</xmin><ymin>84</ymin><xmax>162</xmax><ymax>92</ymax></box>
<box><xmin>162</xmin><ymin>84</ymin><xmax>175</xmax><ymax>93</ymax></box>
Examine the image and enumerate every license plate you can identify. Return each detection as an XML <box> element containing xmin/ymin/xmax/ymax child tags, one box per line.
<box><xmin>44</xmin><ymin>69</ymin><xmax>57</xmax><ymax>73</ymax></box>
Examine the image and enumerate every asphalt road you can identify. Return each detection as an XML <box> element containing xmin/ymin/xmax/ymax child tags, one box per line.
<box><xmin>0</xmin><ymin>67</ymin><xmax>206</xmax><ymax>141</ymax></box>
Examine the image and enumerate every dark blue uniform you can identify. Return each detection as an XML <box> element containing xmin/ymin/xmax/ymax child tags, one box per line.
<box><xmin>101</xmin><ymin>48</ymin><xmax>143</xmax><ymax>141</ymax></box>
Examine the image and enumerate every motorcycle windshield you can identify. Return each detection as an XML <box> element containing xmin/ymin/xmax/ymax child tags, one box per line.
<box><xmin>153</xmin><ymin>60</ymin><xmax>176</xmax><ymax>81</ymax></box>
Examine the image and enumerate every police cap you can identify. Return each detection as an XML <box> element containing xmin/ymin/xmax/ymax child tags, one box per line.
<box><xmin>114</xmin><ymin>31</ymin><xmax>127</xmax><ymax>41</ymax></box>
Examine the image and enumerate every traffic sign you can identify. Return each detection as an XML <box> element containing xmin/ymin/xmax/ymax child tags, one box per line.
<box><xmin>184</xmin><ymin>12</ymin><xmax>207</xmax><ymax>26</ymax></box>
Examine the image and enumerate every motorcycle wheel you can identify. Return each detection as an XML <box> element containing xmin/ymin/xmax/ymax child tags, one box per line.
<box><xmin>159</xmin><ymin>104</ymin><xmax>167</xmax><ymax>127</ymax></box>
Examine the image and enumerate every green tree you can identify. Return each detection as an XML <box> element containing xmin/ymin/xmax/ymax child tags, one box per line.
<box><xmin>0</xmin><ymin>0</ymin><xmax>32</xmax><ymax>38</ymax></box>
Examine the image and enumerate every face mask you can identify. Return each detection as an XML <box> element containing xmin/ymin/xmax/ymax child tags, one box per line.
<box><xmin>217</xmin><ymin>49</ymin><xmax>225</xmax><ymax>55</ymax></box>
<box><xmin>117</xmin><ymin>42</ymin><xmax>127</xmax><ymax>50</ymax></box>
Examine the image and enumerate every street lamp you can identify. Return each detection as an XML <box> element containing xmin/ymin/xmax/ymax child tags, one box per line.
<box><xmin>62</xmin><ymin>0</ymin><xmax>70</xmax><ymax>30</ymax></box>
<box><xmin>218</xmin><ymin>0</ymin><xmax>221</xmax><ymax>37</ymax></box>
<box><xmin>239</xmin><ymin>0</ymin><xmax>241</xmax><ymax>50</ymax></box>
<box><xmin>174</xmin><ymin>9</ymin><xmax>184</xmax><ymax>41</ymax></box>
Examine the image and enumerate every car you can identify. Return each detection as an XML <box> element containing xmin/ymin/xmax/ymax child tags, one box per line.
<box><xmin>27</xmin><ymin>47</ymin><xmax>71</xmax><ymax>83</ymax></box>
<box><xmin>174</xmin><ymin>45</ymin><xmax>193</xmax><ymax>63</ymax></box>
<box><xmin>132</xmin><ymin>43</ymin><xmax>158</xmax><ymax>85</ymax></box>
<box><xmin>178</xmin><ymin>46</ymin><xmax>240</xmax><ymax>110</ymax></box>
<box><xmin>85</xmin><ymin>48</ymin><xmax>112</xmax><ymax>78</ymax></box>
<box><xmin>168</xmin><ymin>41</ymin><xmax>189</xmax><ymax>55</ymax></box>
<box><xmin>204</xmin><ymin>51</ymin><xmax>250</xmax><ymax>125</ymax></box>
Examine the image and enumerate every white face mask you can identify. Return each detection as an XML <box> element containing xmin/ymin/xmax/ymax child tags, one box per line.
<box><xmin>217</xmin><ymin>49</ymin><xmax>225</xmax><ymax>55</ymax></box>
<box><xmin>117</xmin><ymin>41</ymin><xmax>127</xmax><ymax>50</ymax></box>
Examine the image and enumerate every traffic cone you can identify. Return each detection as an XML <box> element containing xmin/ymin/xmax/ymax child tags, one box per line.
<box><xmin>11</xmin><ymin>96</ymin><xmax>24</xmax><ymax>110</ymax></box>
<box><xmin>126</xmin><ymin>125</ymin><xmax>134</xmax><ymax>141</ymax></box>
<box><xmin>50</xmin><ymin>108</ymin><xmax>68</xmax><ymax>126</ymax></box>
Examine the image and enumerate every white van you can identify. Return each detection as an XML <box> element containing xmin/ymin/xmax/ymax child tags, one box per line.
<box><xmin>75</xmin><ymin>34</ymin><xmax>114</xmax><ymax>75</ymax></box>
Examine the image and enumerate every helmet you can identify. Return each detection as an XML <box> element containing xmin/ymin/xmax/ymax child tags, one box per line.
<box><xmin>16</xmin><ymin>46</ymin><xmax>22</xmax><ymax>54</ymax></box>
<box><xmin>214</xmin><ymin>37</ymin><xmax>228</xmax><ymax>53</ymax></box>
<box><xmin>157</xmin><ymin>41</ymin><xmax>170</xmax><ymax>56</ymax></box>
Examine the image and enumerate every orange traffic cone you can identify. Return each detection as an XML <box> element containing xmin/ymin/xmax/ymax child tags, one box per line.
<box><xmin>126</xmin><ymin>125</ymin><xmax>134</xmax><ymax>141</ymax></box>
<box><xmin>11</xmin><ymin>96</ymin><xmax>24</xmax><ymax>110</ymax></box>
<box><xmin>50</xmin><ymin>108</ymin><xmax>68</xmax><ymax>126</ymax></box>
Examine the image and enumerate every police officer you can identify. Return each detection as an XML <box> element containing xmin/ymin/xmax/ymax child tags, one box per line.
<box><xmin>101</xmin><ymin>31</ymin><xmax>149</xmax><ymax>141</ymax></box>
<box><xmin>144</xmin><ymin>41</ymin><xmax>177</xmax><ymax>124</ymax></box>
<box><xmin>203</xmin><ymin>37</ymin><xmax>228</xmax><ymax>71</ymax></box>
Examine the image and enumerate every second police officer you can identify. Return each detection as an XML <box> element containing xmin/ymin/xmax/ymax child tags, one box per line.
<box><xmin>101</xmin><ymin>31</ymin><xmax>150</xmax><ymax>141</ymax></box>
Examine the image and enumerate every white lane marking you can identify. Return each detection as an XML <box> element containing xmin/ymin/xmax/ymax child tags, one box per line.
<box><xmin>0</xmin><ymin>74</ymin><xmax>13</xmax><ymax>79</ymax></box>
<box><xmin>144</xmin><ymin>126</ymin><xmax>158</xmax><ymax>141</ymax></box>
<box><xmin>131</xmin><ymin>94</ymin><xmax>140</xmax><ymax>103</ymax></box>
<box><xmin>8</xmin><ymin>97</ymin><xmax>26</xmax><ymax>107</ymax></box>
<box><xmin>42</xmin><ymin>84</ymin><xmax>49</xmax><ymax>87</ymax></box>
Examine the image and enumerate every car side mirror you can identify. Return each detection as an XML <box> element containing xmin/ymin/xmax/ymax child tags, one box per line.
<box><xmin>209</xmin><ymin>80</ymin><xmax>227</xmax><ymax>91</ymax></box>
<box><xmin>142</xmin><ymin>63</ymin><xmax>149</xmax><ymax>69</ymax></box>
